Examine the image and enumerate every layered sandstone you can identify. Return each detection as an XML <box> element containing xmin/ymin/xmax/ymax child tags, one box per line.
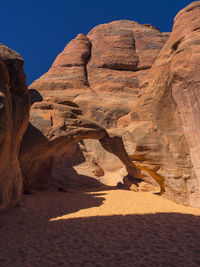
<box><xmin>25</xmin><ymin>20</ymin><xmax>169</xmax><ymax>192</ymax></box>
<box><xmin>19</xmin><ymin>93</ymin><xmax>139</xmax><ymax>191</ymax></box>
<box><xmin>20</xmin><ymin>3</ymin><xmax>200</xmax><ymax>207</ymax></box>
<box><xmin>1</xmin><ymin>3</ymin><xmax>200</xmax><ymax>213</ymax></box>
<box><xmin>119</xmin><ymin>1</ymin><xmax>200</xmax><ymax>207</ymax></box>
<box><xmin>26</xmin><ymin>21</ymin><xmax>169</xmax><ymax>193</ymax></box>
<box><xmin>0</xmin><ymin>44</ymin><xmax>29</xmax><ymax>212</ymax></box>
<box><xmin>30</xmin><ymin>21</ymin><xmax>168</xmax><ymax>128</ymax></box>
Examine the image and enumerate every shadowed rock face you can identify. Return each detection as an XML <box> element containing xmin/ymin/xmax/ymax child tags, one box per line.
<box><xmin>29</xmin><ymin>21</ymin><xmax>168</xmax><ymax>128</ymax></box>
<box><xmin>0</xmin><ymin>44</ymin><xmax>30</xmax><ymax>212</ymax></box>
<box><xmin>119</xmin><ymin>1</ymin><xmax>200</xmax><ymax>207</ymax></box>
<box><xmin>19</xmin><ymin>94</ymin><xmax>139</xmax><ymax>191</ymax></box>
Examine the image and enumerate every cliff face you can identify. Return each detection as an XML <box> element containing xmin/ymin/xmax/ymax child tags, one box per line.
<box><xmin>25</xmin><ymin>20</ymin><xmax>168</xmax><ymax>192</ymax></box>
<box><xmin>0</xmin><ymin>44</ymin><xmax>30</xmax><ymax>212</ymax></box>
<box><xmin>29</xmin><ymin>21</ymin><xmax>168</xmax><ymax>128</ymax></box>
<box><xmin>119</xmin><ymin>1</ymin><xmax>200</xmax><ymax>206</ymax></box>
<box><xmin>1</xmin><ymin>2</ymin><xmax>200</xmax><ymax>211</ymax></box>
<box><xmin>27</xmin><ymin>3</ymin><xmax>200</xmax><ymax>207</ymax></box>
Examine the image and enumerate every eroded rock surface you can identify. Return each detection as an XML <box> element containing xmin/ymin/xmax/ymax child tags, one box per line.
<box><xmin>119</xmin><ymin>1</ymin><xmax>200</xmax><ymax>207</ymax></box>
<box><xmin>19</xmin><ymin>94</ymin><xmax>139</xmax><ymax>191</ymax></box>
<box><xmin>0</xmin><ymin>44</ymin><xmax>29</xmax><ymax>211</ymax></box>
<box><xmin>19</xmin><ymin>4</ymin><xmax>200</xmax><ymax>206</ymax></box>
<box><xmin>29</xmin><ymin>21</ymin><xmax>168</xmax><ymax>128</ymax></box>
<box><xmin>24</xmin><ymin>20</ymin><xmax>169</xmax><ymax>192</ymax></box>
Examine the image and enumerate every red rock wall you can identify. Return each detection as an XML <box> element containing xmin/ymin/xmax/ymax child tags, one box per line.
<box><xmin>29</xmin><ymin>21</ymin><xmax>168</xmax><ymax>128</ymax></box>
<box><xmin>27</xmin><ymin>5</ymin><xmax>200</xmax><ymax>207</ymax></box>
<box><xmin>0</xmin><ymin>44</ymin><xmax>30</xmax><ymax>212</ymax></box>
<box><xmin>121</xmin><ymin>2</ymin><xmax>200</xmax><ymax>207</ymax></box>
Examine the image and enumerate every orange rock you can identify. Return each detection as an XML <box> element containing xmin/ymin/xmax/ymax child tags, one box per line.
<box><xmin>19</xmin><ymin>95</ymin><xmax>139</xmax><ymax>191</ymax></box>
<box><xmin>26</xmin><ymin>20</ymin><xmax>169</xmax><ymax>193</ymax></box>
<box><xmin>87</xmin><ymin>21</ymin><xmax>168</xmax><ymax>94</ymax></box>
<box><xmin>25</xmin><ymin>6</ymin><xmax>200</xmax><ymax>207</ymax></box>
<box><xmin>122</xmin><ymin>2</ymin><xmax>200</xmax><ymax>207</ymax></box>
<box><xmin>29</xmin><ymin>20</ymin><xmax>168</xmax><ymax>128</ymax></box>
<box><xmin>0</xmin><ymin>44</ymin><xmax>30</xmax><ymax>212</ymax></box>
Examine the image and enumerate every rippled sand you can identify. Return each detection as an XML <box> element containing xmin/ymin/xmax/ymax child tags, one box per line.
<box><xmin>0</xmin><ymin>188</ymin><xmax>200</xmax><ymax>266</ymax></box>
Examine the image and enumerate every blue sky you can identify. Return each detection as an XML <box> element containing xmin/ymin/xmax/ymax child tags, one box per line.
<box><xmin>0</xmin><ymin>0</ymin><xmax>194</xmax><ymax>85</ymax></box>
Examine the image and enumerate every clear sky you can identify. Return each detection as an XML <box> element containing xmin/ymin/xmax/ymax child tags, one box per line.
<box><xmin>0</xmin><ymin>0</ymin><xmax>194</xmax><ymax>85</ymax></box>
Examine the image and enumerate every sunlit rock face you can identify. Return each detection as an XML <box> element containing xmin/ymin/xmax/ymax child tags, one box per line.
<box><xmin>119</xmin><ymin>1</ymin><xmax>200</xmax><ymax>207</ymax></box>
<box><xmin>25</xmin><ymin>20</ymin><xmax>168</xmax><ymax>193</ymax></box>
<box><xmin>29</xmin><ymin>21</ymin><xmax>168</xmax><ymax>128</ymax></box>
<box><xmin>0</xmin><ymin>44</ymin><xmax>29</xmax><ymax>212</ymax></box>
<box><xmin>26</xmin><ymin>20</ymin><xmax>168</xmax><ymax>193</ymax></box>
<box><xmin>26</xmin><ymin>4</ymin><xmax>200</xmax><ymax>207</ymax></box>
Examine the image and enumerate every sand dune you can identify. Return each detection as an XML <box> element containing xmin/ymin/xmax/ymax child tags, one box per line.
<box><xmin>0</xmin><ymin>188</ymin><xmax>200</xmax><ymax>266</ymax></box>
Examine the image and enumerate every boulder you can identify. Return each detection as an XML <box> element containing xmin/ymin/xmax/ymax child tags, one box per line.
<box><xmin>0</xmin><ymin>44</ymin><xmax>29</xmax><ymax>212</ymax></box>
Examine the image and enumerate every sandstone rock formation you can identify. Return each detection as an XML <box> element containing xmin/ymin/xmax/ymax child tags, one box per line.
<box><xmin>18</xmin><ymin>3</ymin><xmax>200</xmax><ymax>207</ymax></box>
<box><xmin>24</xmin><ymin>20</ymin><xmax>169</xmax><ymax>192</ymax></box>
<box><xmin>1</xmin><ymin>3</ymin><xmax>200</xmax><ymax>212</ymax></box>
<box><xmin>25</xmin><ymin>21</ymin><xmax>169</xmax><ymax>191</ymax></box>
<box><xmin>119</xmin><ymin>1</ymin><xmax>200</xmax><ymax>207</ymax></box>
<box><xmin>29</xmin><ymin>21</ymin><xmax>168</xmax><ymax>128</ymax></box>
<box><xmin>19</xmin><ymin>93</ymin><xmax>139</xmax><ymax>191</ymax></box>
<box><xmin>0</xmin><ymin>44</ymin><xmax>29</xmax><ymax>212</ymax></box>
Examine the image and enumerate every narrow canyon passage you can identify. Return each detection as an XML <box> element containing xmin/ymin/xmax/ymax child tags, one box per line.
<box><xmin>0</xmin><ymin>187</ymin><xmax>199</xmax><ymax>266</ymax></box>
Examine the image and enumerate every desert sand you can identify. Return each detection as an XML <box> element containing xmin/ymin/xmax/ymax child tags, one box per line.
<box><xmin>0</xmin><ymin>187</ymin><xmax>200</xmax><ymax>266</ymax></box>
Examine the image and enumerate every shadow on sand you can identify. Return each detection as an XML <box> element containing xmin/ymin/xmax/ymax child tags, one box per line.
<box><xmin>0</xmin><ymin>188</ymin><xmax>200</xmax><ymax>266</ymax></box>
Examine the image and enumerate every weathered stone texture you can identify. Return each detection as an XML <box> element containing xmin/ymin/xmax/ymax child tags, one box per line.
<box><xmin>19</xmin><ymin>94</ymin><xmax>139</xmax><ymax>191</ymax></box>
<box><xmin>120</xmin><ymin>1</ymin><xmax>200</xmax><ymax>207</ymax></box>
<box><xmin>0</xmin><ymin>44</ymin><xmax>29</xmax><ymax>212</ymax></box>
<box><xmin>29</xmin><ymin>21</ymin><xmax>168</xmax><ymax>128</ymax></box>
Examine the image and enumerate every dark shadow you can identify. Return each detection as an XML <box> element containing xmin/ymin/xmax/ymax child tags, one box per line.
<box><xmin>29</xmin><ymin>88</ymin><xmax>43</xmax><ymax>105</ymax></box>
<box><xmin>20</xmin><ymin>122</ymin><xmax>50</xmax><ymax>151</ymax></box>
<box><xmin>19</xmin><ymin>122</ymin><xmax>54</xmax><ymax>191</ymax></box>
<box><xmin>20</xmin><ymin>122</ymin><xmax>115</xmax><ymax>192</ymax></box>
<box><xmin>51</xmin><ymin>142</ymin><xmax>116</xmax><ymax>192</ymax></box>
<box><xmin>153</xmin><ymin>192</ymin><xmax>161</xmax><ymax>196</ymax></box>
<box><xmin>117</xmin><ymin>174</ymin><xmax>156</xmax><ymax>191</ymax></box>
<box><xmin>124</xmin><ymin>174</ymin><xmax>143</xmax><ymax>185</ymax></box>
<box><xmin>0</xmin><ymin>200</ymin><xmax>199</xmax><ymax>266</ymax></box>
<box><xmin>52</xmin><ymin>162</ymin><xmax>116</xmax><ymax>192</ymax></box>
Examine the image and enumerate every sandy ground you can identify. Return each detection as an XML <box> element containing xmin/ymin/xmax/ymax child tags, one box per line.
<box><xmin>0</xmin><ymin>187</ymin><xmax>200</xmax><ymax>266</ymax></box>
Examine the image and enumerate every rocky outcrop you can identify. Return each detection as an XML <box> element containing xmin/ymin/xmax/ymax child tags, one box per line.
<box><xmin>87</xmin><ymin>21</ymin><xmax>168</xmax><ymax>93</ymax></box>
<box><xmin>19</xmin><ymin>93</ymin><xmax>139</xmax><ymax>191</ymax></box>
<box><xmin>25</xmin><ymin>20</ymin><xmax>168</xmax><ymax>191</ymax></box>
<box><xmin>29</xmin><ymin>21</ymin><xmax>168</xmax><ymax>128</ymax></box>
<box><xmin>16</xmin><ymin>3</ymin><xmax>200</xmax><ymax>207</ymax></box>
<box><xmin>2</xmin><ymin>3</ymin><xmax>200</xmax><ymax>211</ymax></box>
<box><xmin>0</xmin><ymin>44</ymin><xmax>30</xmax><ymax>212</ymax></box>
<box><xmin>119</xmin><ymin>1</ymin><xmax>200</xmax><ymax>207</ymax></box>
